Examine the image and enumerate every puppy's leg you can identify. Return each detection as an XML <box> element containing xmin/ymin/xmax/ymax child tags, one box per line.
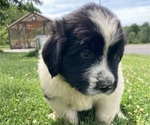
<box><xmin>46</xmin><ymin>99</ymin><xmax>79</xmax><ymax>125</ymax></box>
<box><xmin>95</xmin><ymin>95</ymin><xmax>122</xmax><ymax>125</ymax></box>
<box><xmin>117</xmin><ymin>110</ymin><xmax>127</xmax><ymax>120</ymax></box>
<box><xmin>63</xmin><ymin>109</ymin><xmax>79</xmax><ymax>125</ymax></box>
<box><xmin>95</xmin><ymin>67</ymin><xmax>125</xmax><ymax>124</ymax></box>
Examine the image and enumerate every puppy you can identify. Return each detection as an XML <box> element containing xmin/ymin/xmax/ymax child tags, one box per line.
<box><xmin>38</xmin><ymin>3</ymin><xmax>126</xmax><ymax>125</ymax></box>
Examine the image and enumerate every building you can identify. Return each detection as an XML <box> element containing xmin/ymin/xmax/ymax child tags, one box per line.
<box><xmin>7</xmin><ymin>12</ymin><xmax>53</xmax><ymax>49</ymax></box>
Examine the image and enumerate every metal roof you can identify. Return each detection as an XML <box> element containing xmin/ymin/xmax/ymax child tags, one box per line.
<box><xmin>7</xmin><ymin>12</ymin><xmax>53</xmax><ymax>30</ymax></box>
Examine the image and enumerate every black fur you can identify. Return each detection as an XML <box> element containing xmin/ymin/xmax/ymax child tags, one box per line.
<box><xmin>42</xmin><ymin>3</ymin><xmax>126</xmax><ymax>95</ymax></box>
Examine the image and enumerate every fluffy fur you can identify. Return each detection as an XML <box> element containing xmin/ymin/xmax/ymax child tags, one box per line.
<box><xmin>38</xmin><ymin>3</ymin><xmax>126</xmax><ymax>125</ymax></box>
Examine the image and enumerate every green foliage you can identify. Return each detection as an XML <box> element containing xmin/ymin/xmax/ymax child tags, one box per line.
<box><xmin>137</xmin><ymin>25</ymin><xmax>150</xmax><ymax>43</ymax></box>
<box><xmin>0</xmin><ymin>0</ymin><xmax>42</xmax><ymax>46</ymax></box>
<box><xmin>128</xmin><ymin>32</ymin><xmax>136</xmax><ymax>43</ymax></box>
<box><xmin>0</xmin><ymin>0</ymin><xmax>149</xmax><ymax>46</ymax></box>
<box><xmin>124</xmin><ymin>22</ymin><xmax>150</xmax><ymax>44</ymax></box>
<box><xmin>0</xmin><ymin>0</ymin><xmax>42</xmax><ymax>25</ymax></box>
<box><xmin>0</xmin><ymin>26</ymin><xmax>8</xmax><ymax>45</ymax></box>
<box><xmin>4</xmin><ymin>5</ymin><xmax>27</xmax><ymax>25</ymax></box>
<box><xmin>0</xmin><ymin>53</ymin><xmax>150</xmax><ymax>125</ymax></box>
<box><xmin>130</xmin><ymin>24</ymin><xmax>140</xmax><ymax>35</ymax></box>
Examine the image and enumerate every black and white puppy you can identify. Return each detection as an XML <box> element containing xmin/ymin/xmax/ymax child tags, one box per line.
<box><xmin>38</xmin><ymin>3</ymin><xmax>126</xmax><ymax>125</ymax></box>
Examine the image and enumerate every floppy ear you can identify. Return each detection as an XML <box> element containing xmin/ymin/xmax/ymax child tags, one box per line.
<box><xmin>42</xmin><ymin>20</ymin><xmax>66</xmax><ymax>77</ymax></box>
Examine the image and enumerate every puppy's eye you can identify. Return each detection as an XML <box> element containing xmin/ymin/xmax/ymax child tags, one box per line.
<box><xmin>80</xmin><ymin>49</ymin><xmax>94</xmax><ymax>59</ymax></box>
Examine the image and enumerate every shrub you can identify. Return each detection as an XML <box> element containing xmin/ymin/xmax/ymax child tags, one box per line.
<box><xmin>25</xmin><ymin>49</ymin><xmax>39</xmax><ymax>57</ymax></box>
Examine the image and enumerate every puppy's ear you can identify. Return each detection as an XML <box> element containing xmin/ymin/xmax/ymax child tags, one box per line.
<box><xmin>42</xmin><ymin>20</ymin><xmax>66</xmax><ymax>77</ymax></box>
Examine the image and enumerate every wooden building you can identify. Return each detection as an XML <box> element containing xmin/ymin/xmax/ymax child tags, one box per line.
<box><xmin>7</xmin><ymin>12</ymin><xmax>53</xmax><ymax>49</ymax></box>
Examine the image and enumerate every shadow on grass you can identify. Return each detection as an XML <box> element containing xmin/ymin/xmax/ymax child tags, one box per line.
<box><xmin>25</xmin><ymin>49</ymin><xmax>39</xmax><ymax>58</ymax></box>
<box><xmin>118</xmin><ymin>104</ymin><xmax>136</xmax><ymax>125</ymax></box>
<box><xmin>45</xmin><ymin>106</ymin><xmax>130</xmax><ymax>125</ymax></box>
<box><xmin>49</xmin><ymin>119</ymin><xmax>72</xmax><ymax>125</ymax></box>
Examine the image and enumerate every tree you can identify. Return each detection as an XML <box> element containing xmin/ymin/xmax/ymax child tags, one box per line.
<box><xmin>5</xmin><ymin>4</ymin><xmax>40</xmax><ymax>25</ymax></box>
<box><xmin>124</xmin><ymin>22</ymin><xmax>150</xmax><ymax>44</ymax></box>
<box><xmin>0</xmin><ymin>26</ymin><xmax>8</xmax><ymax>45</ymax></box>
<box><xmin>0</xmin><ymin>0</ymin><xmax>42</xmax><ymax>25</ymax></box>
<box><xmin>0</xmin><ymin>0</ymin><xmax>42</xmax><ymax>45</ymax></box>
<box><xmin>129</xmin><ymin>24</ymin><xmax>140</xmax><ymax>35</ymax></box>
<box><xmin>142</xmin><ymin>22</ymin><xmax>149</xmax><ymax>28</ymax></box>
<box><xmin>138</xmin><ymin>25</ymin><xmax>150</xmax><ymax>43</ymax></box>
<box><xmin>128</xmin><ymin>32</ymin><xmax>136</xmax><ymax>43</ymax></box>
<box><xmin>141</xmin><ymin>22</ymin><xmax>150</xmax><ymax>43</ymax></box>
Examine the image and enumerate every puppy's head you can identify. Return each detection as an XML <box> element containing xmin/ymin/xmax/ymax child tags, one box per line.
<box><xmin>42</xmin><ymin>3</ymin><xmax>126</xmax><ymax>95</ymax></box>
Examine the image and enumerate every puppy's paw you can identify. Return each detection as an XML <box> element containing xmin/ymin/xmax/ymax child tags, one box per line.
<box><xmin>65</xmin><ymin>111</ymin><xmax>78</xmax><ymax>125</ymax></box>
<box><xmin>117</xmin><ymin>111</ymin><xmax>128</xmax><ymax>120</ymax></box>
<box><xmin>47</xmin><ymin>112</ymin><xmax>57</xmax><ymax>121</ymax></box>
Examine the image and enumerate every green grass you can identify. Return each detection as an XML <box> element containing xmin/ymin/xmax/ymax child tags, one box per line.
<box><xmin>0</xmin><ymin>53</ymin><xmax>150</xmax><ymax>125</ymax></box>
<box><xmin>0</xmin><ymin>45</ymin><xmax>10</xmax><ymax>50</ymax></box>
<box><xmin>121</xmin><ymin>55</ymin><xmax>150</xmax><ymax>125</ymax></box>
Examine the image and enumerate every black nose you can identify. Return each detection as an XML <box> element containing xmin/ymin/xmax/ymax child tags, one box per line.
<box><xmin>95</xmin><ymin>80</ymin><xmax>114</xmax><ymax>92</ymax></box>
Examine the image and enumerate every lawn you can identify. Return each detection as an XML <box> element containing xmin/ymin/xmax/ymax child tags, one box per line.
<box><xmin>0</xmin><ymin>53</ymin><xmax>150</xmax><ymax>125</ymax></box>
<box><xmin>0</xmin><ymin>45</ymin><xmax>10</xmax><ymax>50</ymax></box>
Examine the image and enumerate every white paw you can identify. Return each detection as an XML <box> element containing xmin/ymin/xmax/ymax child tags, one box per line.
<box><xmin>117</xmin><ymin>111</ymin><xmax>128</xmax><ymax>120</ymax></box>
<box><xmin>47</xmin><ymin>112</ymin><xmax>57</xmax><ymax>121</ymax></box>
<box><xmin>66</xmin><ymin>111</ymin><xmax>78</xmax><ymax>125</ymax></box>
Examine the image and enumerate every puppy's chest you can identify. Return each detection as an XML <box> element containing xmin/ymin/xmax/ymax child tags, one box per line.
<box><xmin>44</xmin><ymin>77</ymin><xmax>94</xmax><ymax>111</ymax></box>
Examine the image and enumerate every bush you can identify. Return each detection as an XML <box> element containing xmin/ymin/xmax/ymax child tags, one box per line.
<box><xmin>0</xmin><ymin>26</ymin><xmax>9</xmax><ymax>45</ymax></box>
<box><xmin>25</xmin><ymin>49</ymin><xmax>39</xmax><ymax>57</ymax></box>
<box><xmin>124</xmin><ymin>22</ymin><xmax>150</xmax><ymax>44</ymax></box>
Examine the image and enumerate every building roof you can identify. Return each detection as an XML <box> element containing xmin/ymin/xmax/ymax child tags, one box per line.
<box><xmin>7</xmin><ymin>12</ymin><xmax>53</xmax><ymax>30</ymax></box>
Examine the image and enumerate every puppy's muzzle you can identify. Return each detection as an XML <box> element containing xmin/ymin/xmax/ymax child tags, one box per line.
<box><xmin>93</xmin><ymin>71</ymin><xmax>115</xmax><ymax>93</ymax></box>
